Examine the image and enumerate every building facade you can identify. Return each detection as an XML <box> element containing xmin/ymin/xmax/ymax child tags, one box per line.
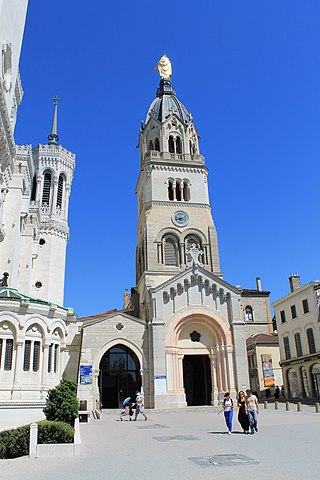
<box><xmin>78</xmin><ymin>66</ymin><xmax>273</xmax><ymax>412</ymax></box>
<box><xmin>273</xmin><ymin>274</ymin><xmax>320</xmax><ymax>399</ymax></box>
<box><xmin>0</xmin><ymin>1</ymin><xmax>79</xmax><ymax>429</ymax></box>
<box><xmin>246</xmin><ymin>333</ymin><xmax>282</xmax><ymax>398</ymax></box>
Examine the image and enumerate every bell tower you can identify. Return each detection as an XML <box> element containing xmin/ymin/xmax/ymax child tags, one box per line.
<box><xmin>17</xmin><ymin>98</ymin><xmax>75</xmax><ymax>305</ymax></box>
<box><xmin>136</xmin><ymin>56</ymin><xmax>221</xmax><ymax>315</ymax></box>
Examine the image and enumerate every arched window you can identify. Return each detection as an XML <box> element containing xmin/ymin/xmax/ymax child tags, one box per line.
<box><xmin>183</xmin><ymin>181</ymin><xmax>190</xmax><ymax>201</ymax></box>
<box><xmin>42</xmin><ymin>171</ymin><xmax>52</xmax><ymax>206</ymax></box>
<box><xmin>294</xmin><ymin>333</ymin><xmax>303</xmax><ymax>357</ymax></box>
<box><xmin>245</xmin><ymin>306</ymin><xmax>254</xmax><ymax>322</ymax></box>
<box><xmin>163</xmin><ymin>234</ymin><xmax>179</xmax><ymax>266</ymax></box>
<box><xmin>56</xmin><ymin>174</ymin><xmax>64</xmax><ymax>210</ymax></box>
<box><xmin>168</xmin><ymin>136</ymin><xmax>174</xmax><ymax>153</ymax></box>
<box><xmin>0</xmin><ymin>322</ymin><xmax>15</xmax><ymax>371</ymax></box>
<box><xmin>148</xmin><ymin>140</ymin><xmax>154</xmax><ymax>151</ymax></box>
<box><xmin>168</xmin><ymin>180</ymin><xmax>174</xmax><ymax>201</ymax></box>
<box><xmin>176</xmin><ymin>136</ymin><xmax>182</xmax><ymax>154</ymax></box>
<box><xmin>283</xmin><ymin>336</ymin><xmax>291</xmax><ymax>360</ymax></box>
<box><xmin>23</xmin><ymin>325</ymin><xmax>42</xmax><ymax>373</ymax></box>
<box><xmin>306</xmin><ymin>328</ymin><xmax>316</xmax><ymax>354</ymax></box>
<box><xmin>30</xmin><ymin>175</ymin><xmax>37</xmax><ymax>201</ymax></box>
<box><xmin>176</xmin><ymin>180</ymin><xmax>182</xmax><ymax>201</ymax></box>
<box><xmin>154</xmin><ymin>138</ymin><xmax>160</xmax><ymax>151</ymax></box>
<box><xmin>48</xmin><ymin>329</ymin><xmax>61</xmax><ymax>374</ymax></box>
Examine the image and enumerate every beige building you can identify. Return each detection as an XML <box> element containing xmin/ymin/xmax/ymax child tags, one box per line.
<box><xmin>273</xmin><ymin>274</ymin><xmax>320</xmax><ymax>399</ymax></box>
<box><xmin>246</xmin><ymin>333</ymin><xmax>282</xmax><ymax>398</ymax></box>
<box><xmin>78</xmin><ymin>68</ymin><xmax>273</xmax><ymax>412</ymax></box>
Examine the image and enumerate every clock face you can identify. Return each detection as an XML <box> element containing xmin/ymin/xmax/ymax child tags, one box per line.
<box><xmin>172</xmin><ymin>211</ymin><xmax>189</xmax><ymax>227</ymax></box>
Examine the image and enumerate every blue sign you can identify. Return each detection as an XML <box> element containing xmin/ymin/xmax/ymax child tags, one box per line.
<box><xmin>80</xmin><ymin>365</ymin><xmax>92</xmax><ymax>384</ymax></box>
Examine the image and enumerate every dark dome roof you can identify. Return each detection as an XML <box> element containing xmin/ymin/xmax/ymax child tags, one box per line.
<box><xmin>146</xmin><ymin>79</ymin><xmax>193</xmax><ymax>125</ymax></box>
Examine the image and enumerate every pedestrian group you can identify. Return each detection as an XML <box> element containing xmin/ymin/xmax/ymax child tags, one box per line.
<box><xmin>223</xmin><ymin>389</ymin><xmax>259</xmax><ymax>434</ymax></box>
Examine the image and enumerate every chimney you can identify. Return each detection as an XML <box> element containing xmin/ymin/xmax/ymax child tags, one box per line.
<box><xmin>289</xmin><ymin>273</ymin><xmax>301</xmax><ymax>292</ymax></box>
<box><xmin>256</xmin><ymin>276</ymin><xmax>262</xmax><ymax>291</ymax></box>
<box><xmin>123</xmin><ymin>289</ymin><xmax>131</xmax><ymax>309</ymax></box>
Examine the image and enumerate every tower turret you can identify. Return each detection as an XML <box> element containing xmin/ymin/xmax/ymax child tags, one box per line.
<box><xmin>135</xmin><ymin>57</ymin><xmax>221</xmax><ymax>318</ymax></box>
<box><xmin>16</xmin><ymin>98</ymin><xmax>75</xmax><ymax>305</ymax></box>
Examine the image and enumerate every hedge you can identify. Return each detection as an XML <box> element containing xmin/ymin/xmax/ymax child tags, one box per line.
<box><xmin>0</xmin><ymin>420</ymin><xmax>74</xmax><ymax>459</ymax></box>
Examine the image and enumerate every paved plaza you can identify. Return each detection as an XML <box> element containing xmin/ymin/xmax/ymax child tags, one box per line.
<box><xmin>0</xmin><ymin>406</ymin><xmax>319</xmax><ymax>480</ymax></box>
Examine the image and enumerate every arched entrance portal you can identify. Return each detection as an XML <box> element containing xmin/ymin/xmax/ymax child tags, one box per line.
<box><xmin>99</xmin><ymin>344</ymin><xmax>141</xmax><ymax>408</ymax></box>
<box><xmin>183</xmin><ymin>355</ymin><xmax>212</xmax><ymax>405</ymax></box>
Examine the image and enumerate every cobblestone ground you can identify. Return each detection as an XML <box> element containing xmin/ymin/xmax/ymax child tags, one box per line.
<box><xmin>1</xmin><ymin>407</ymin><xmax>319</xmax><ymax>480</ymax></box>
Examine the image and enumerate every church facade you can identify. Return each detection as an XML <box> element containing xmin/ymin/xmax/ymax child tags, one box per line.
<box><xmin>78</xmin><ymin>63</ymin><xmax>273</xmax><ymax>411</ymax></box>
<box><xmin>0</xmin><ymin>4</ymin><xmax>273</xmax><ymax>426</ymax></box>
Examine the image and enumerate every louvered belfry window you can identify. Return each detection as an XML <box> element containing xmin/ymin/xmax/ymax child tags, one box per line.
<box><xmin>4</xmin><ymin>339</ymin><xmax>13</xmax><ymax>370</ymax></box>
<box><xmin>33</xmin><ymin>341</ymin><xmax>40</xmax><ymax>372</ymax></box>
<box><xmin>164</xmin><ymin>236</ymin><xmax>178</xmax><ymax>266</ymax></box>
<box><xmin>56</xmin><ymin>175</ymin><xmax>64</xmax><ymax>209</ymax></box>
<box><xmin>42</xmin><ymin>172</ymin><xmax>51</xmax><ymax>206</ymax></box>
<box><xmin>23</xmin><ymin>340</ymin><xmax>32</xmax><ymax>371</ymax></box>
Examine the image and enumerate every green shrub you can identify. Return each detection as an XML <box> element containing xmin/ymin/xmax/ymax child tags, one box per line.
<box><xmin>43</xmin><ymin>378</ymin><xmax>78</xmax><ymax>426</ymax></box>
<box><xmin>0</xmin><ymin>425</ymin><xmax>29</xmax><ymax>459</ymax></box>
<box><xmin>38</xmin><ymin>420</ymin><xmax>74</xmax><ymax>444</ymax></box>
<box><xmin>0</xmin><ymin>420</ymin><xmax>74</xmax><ymax>459</ymax></box>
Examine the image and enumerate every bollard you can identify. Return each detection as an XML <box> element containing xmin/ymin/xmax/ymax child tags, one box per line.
<box><xmin>29</xmin><ymin>422</ymin><xmax>38</xmax><ymax>458</ymax></box>
<box><xmin>297</xmin><ymin>402</ymin><xmax>302</xmax><ymax>412</ymax></box>
<box><xmin>315</xmin><ymin>402</ymin><xmax>320</xmax><ymax>413</ymax></box>
<box><xmin>264</xmin><ymin>401</ymin><xmax>268</xmax><ymax>409</ymax></box>
<box><xmin>286</xmin><ymin>402</ymin><xmax>290</xmax><ymax>411</ymax></box>
<box><xmin>275</xmin><ymin>401</ymin><xmax>279</xmax><ymax>410</ymax></box>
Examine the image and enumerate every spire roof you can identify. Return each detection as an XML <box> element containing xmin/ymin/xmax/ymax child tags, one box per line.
<box><xmin>48</xmin><ymin>96</ymin><xmax>60</xmax><ymax>145</ymax></box>
<box><xmin>146</xmin><ymin>78</ymin><xmax>193</xmax><ymax>125</ymax></box>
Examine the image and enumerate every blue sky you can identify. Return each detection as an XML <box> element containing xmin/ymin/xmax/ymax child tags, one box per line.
<box><xmin>16</xmin><ymin>1</ymin><xmax>320</xmax><ymax>317</ymax></box>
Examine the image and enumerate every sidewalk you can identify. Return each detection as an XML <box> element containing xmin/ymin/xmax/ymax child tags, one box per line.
<box><xmin>1</xmin><ymin>408</ymin><xmax>319</xmax><ymax>480</ymax></box>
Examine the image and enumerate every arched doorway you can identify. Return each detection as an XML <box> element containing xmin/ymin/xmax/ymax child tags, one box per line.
<box><xmin>311</xmin><ymin>364</ymin><xmax>320</xmax><ymax>397</ymax></box>
<box><xmin>287</xmin><ymin>368</ymin><xmax>299</xmax><ymax>398</ymax></box>
<box><xmin>183</xmin><ymin>355</ymin><xmax>212</xmax><ymax>406</ymax></box>
<box><xmin>99</xmin><ymin>344</ymin><xmax>141</xmax><ymax>408</ymax></box>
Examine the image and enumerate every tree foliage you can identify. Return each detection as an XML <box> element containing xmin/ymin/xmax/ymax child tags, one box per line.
<box><xmin>43</xmin><ymin>378</ymin><xmax>78</xmax><ymax>426</ymax></box>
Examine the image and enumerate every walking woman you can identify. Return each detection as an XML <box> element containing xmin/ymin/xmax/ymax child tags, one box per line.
<box><xmin>223</xmin><ymin>392</ymin><xmax>233</xmax><ymax>434</ymax></box>
<box><xmin>237</xmin><ymin>390</ymin><xmax>249</xmax><ymax>434</ymax></box>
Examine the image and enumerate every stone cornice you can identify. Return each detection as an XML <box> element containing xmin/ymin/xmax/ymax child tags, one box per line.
<box><xmin>145</xmin><ymin>201</ymin><xmax>211</xmax><ymax>210</ymax></box>
<box><xmin>143</xmin><ymin>162</ymin><xmax>208</xmax><ymax>174</ymax></box>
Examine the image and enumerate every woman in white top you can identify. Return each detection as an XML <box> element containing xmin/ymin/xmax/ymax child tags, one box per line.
<box><xmin>223</xmin><ymin>392</ymin><xmax>234</xmax><ymax>434</ymax></box>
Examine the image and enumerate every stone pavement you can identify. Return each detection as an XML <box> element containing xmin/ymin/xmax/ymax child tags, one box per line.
<box><xmin>1</xmin><ymin>407</ymin><xmax>319</xmax><ymax>480</ymax></box>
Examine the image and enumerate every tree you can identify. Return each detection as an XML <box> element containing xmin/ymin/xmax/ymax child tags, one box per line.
<box><xmin>43</xmin><ymin>378</ymin><xmax>78</xmax><ymax>426</ymax></box>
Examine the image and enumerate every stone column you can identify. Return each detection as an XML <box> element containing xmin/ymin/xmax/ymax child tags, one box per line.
<box><xmin>11</xmin><ymin>340</ymin><xmax>24</xmax><ymax>399</ymax></box>
<box><xmin>210</xmin><ymin>348</ymin><xmax>219</xmax><ymax>405</ymax></box>
<box><xmin>35</xmin><ymin>174</ymin><xmax>42</xmax><ymax>203</ymax></box>
<box><xmin>226</xmin><ymin>345</ymin><xmax>236</xmax><ymax>395</ymax></box>
<box><xmin>51</xmin><ymin>176</ymin><xmax>58</xmax><ymax>215</ymax></box>
<box><xmin>172</xmin><ymin>182</ymin><xmax>176</xmax><ymax>201</ymax></box>
<box><xmin>64</xmin><ymin>184</ymin><xmax>71</xmax><ymax>221</ymax></box>
<box><xmin>41</xmin><ymin>343</ymin><xmax>50</xmax><ymax>397</ymax></box>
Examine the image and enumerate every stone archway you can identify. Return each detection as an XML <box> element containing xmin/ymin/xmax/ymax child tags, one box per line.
<box><xmin>98</xmin><ymin>344</ymin><xmax>141</xmax><ymax>408</ymax></box>
<box><xmin>165</xmin><ymin>308</ymin><xmax>235</xmax><ymax>406</ymax></box>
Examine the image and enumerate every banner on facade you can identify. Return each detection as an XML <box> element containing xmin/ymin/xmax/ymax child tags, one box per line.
<box><xmin>261</xmin><ymin>354</ymin><xmax>275</xmax><ymax>387</ymax></box>
<box><xmin>154</xmin><ymin>375</ymin><xmax>167</xmax><ymax>395</ymax></box>
<box><xmin>80</xmin><ymin>364</ymin><xmax>93</xmax><ymax>384</ymax></box>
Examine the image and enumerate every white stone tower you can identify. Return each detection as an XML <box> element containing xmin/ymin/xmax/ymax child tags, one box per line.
<box><xmin>21</xmin><ymin>99</ymin><xmax>75</xmax><ymax>305</ymax></box>
<box><xmin>0</xmin><ymin>98</ymin><xmax>75</xmax><ymax>306</ymax></box>
<box><xmin>136</xmin><ymin>64</ymin><xmax>221</xmax><ymax>315</ymax></box>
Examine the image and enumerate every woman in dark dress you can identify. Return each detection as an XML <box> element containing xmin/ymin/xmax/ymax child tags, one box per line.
<box><xmin>237</xmin><ymin>390</ymin><xmax>249</xmax><ymax>434</ymax></box>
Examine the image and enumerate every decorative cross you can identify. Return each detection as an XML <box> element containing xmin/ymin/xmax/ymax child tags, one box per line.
<box><xmin>52</xmin><ymin>96</ymin><xmax>61</xmax><ymax>106</ymax></box>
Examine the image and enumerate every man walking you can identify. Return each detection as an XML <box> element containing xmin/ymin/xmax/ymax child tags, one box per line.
<box><xmin>133</xmin><ymin>390</ymin><xmax>147</xmax><ymax>421</ymax></box>
<box><xmin>245</xmin><ymin>389</ymin><xmax>259</xmax><ymax>434</ymax></box>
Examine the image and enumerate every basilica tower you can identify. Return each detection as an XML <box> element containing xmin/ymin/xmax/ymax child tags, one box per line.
<box><xmin>136</xmin><ymin>57</ymin><xmax>221</xmax><ymax>315</ymax></box>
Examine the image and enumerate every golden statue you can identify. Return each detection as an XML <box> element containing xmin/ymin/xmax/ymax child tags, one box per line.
<box><xmin>156</xmin><ymin>54</ymin><xmax>172</xmax><ymax>79</ymax></box>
